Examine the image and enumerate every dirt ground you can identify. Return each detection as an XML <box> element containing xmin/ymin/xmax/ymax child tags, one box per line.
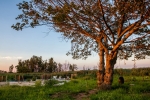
<box><xmin>50</xmin><ymin>88</ymin><xmax>99</xmax><ymax>100</ymax></box>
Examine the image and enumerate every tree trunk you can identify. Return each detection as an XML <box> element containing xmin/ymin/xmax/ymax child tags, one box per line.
<box><xmin>102</xmin><ymin>57</ymin><xmax>115</xmax><ymax>89</ymax></box>
<box><xmin>104</xmin><ymin>52</ymin><xmax>118</xmax><ymax>89</ymax></box>
<box><xmin>97</xmin><ymin>47</ymin><xmax>105</xmax><ymax>87</ymax></box>
<box><xmin>97</xmin><ymin>50</ymin><xmax>118</xmax><ymax>90</ymax></box>
<box><xmin>96</xmin><ymin>39</ymin><xmax>105</xmax><ymax>87</ymax></box>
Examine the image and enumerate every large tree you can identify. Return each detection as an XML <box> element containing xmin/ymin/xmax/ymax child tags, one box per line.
<box><xmin>12</xmin><ymin>0</ymin><xmax>150</xmax><ymax>89</ymax></box>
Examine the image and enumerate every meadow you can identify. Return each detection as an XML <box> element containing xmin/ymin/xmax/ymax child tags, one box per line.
<box><xmin>0</xmin><ymin>69</ymin><xmax>150</xmax><ymax>100</ymax></box>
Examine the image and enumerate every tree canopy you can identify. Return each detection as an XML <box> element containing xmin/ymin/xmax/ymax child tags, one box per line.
<box><xmin>12</xmin><ymin>0</ymin><xmax>150</xmax><ymax>87</ymax></box>
<box><xmin>12</xmin><ymin>0</ymin><xmax>150</xmax><ymax>60</ymax></box>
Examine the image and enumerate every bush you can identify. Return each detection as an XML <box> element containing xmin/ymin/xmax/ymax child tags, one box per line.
<box><xmin>26</xmin><ymin>78</ymin><xmax>31</xmax><ymax>82</ymax></box>
<box><xmin>23</xmin><ymin>74</ymin><xmax>33</xmax><ymax>80</ymax></box>
<box><xmin>7</xmin><ymin>74</ymin><xmax>15</xmax><ymax>81</ymax></box>
<box><xmin>44</xmin><ymin>79</ymin><xmax>59</xmax><ymax>87</ymax></box>
<box><xmin>72</xmin><ymin>75</ymin><xmax>77</xmax><ymax>79</ymax></box>
<box><xmin>36</xmin><ymin>75</ymin><xmax>41</xmax><ymax>79</ymax></box>
<box><xmin>35</xmin><ymin>80</ymin><xmax>41</xmax><ymax>87</ymax></box>
<box><xmin>32</xmin><ymin>76</ymin><xmax>36</xmax><ymax>81</ymax></box>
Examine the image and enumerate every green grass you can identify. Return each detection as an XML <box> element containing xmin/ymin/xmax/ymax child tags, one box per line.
<box><xmin>0</xmin><ymin>74</ymin><xmax>150</xmax><ymax>100</ymax></box>
<box><xmin>0</xmin><ymin>75</ymin><xmax>97</xmax><ymax>100</ymax></box>
<box><xmin>90</xmin><ymin>75</ymin><xmax>150</xmax><ymax>100</ymax></box>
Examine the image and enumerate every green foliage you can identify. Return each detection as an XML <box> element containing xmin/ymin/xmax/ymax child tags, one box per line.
<box><xmin>35</xmin><ymin>80</ymin><xmax>41</xmax><ymax>87</ymax></box>
<box><xmin>32</xmin><ymin>76</ymin><xmax>36</xmax><ymax>81</ymax></box>
<box><xmin>12</xmin><ymin>0</ymin><xmax>150</xmax><ymax>60</ymax></box>
<box><xmin>9</xmin><ymin>65</ymin><xmax>14</xmax><ymax>73</ymax></box>
<box><xmin>69</xmin><ymin>64</ymin><xmax>78</xmax><ymax>71</ymax></box>
<box><xmin>47</xmin><ymin>57</ymin><xmax>57</xmax><ymax>73</ymax></box>
<box><xmin>83</xmin><ymin>76</ymin><xmax>91</xmax><ymax>80</ymax></box>
<box><xmin>24</xmin><ymin>74</ymin><xmax>33</xmax><ymax>80</ymax></box>
<box><xmin>36</xmin><ymin>75</ymin><xmax>41</xmax><ymax>79</ymax></box>
<box><xmin>7</xmin><ymin>74</ymin><xmax>15</xmax><ymax>81</ymax></box>
<box><xmin>131</xmin><ymin>67</ymin><xmax>150</xmax><ymax>76</ymax></box>
<box><xmin>90</xmin><ymin>76</ymin><xmax>150</xmax><ymax>100</ymax></box>
<box><xmin>114</xmin><ymin>68</ymin><xmax>150</xmax><ymax>77</ymax></box>
<box><xmin>44</xmin><ymin>79</ymin><xmax>59</xmax><ymax>87</ymax></box>
<box><xmin>71</xmin><ymin>79</ymin><xmax>79</xmax><ymax>84</ymax></box>
<box><xmin>12</xmin><ymin>55</ymin><xmax>79</xmax><ymax>74</ymax></box>
<box><xmin>14</xmin><ymin>55</ymin><xmax>59</xmax><ymax>73</ymax></box>
<box><xmin>26</xmin><ymin>78</ymin><xmax>31</xmax><ymax>82</ymax></box>
<box><xmin>90</xmin><ymin>89</ymin><xmax>150</xmax><ymax>100</ymax></box>
<box><xmin>72</xmin><ymin>75</ymin><xmax>78</xmax><ymax>79</ymax></box>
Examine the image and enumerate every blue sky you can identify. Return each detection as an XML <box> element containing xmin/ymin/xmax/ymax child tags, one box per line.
<box><xmin>0</xmin><ymin>0</ymin><xmax>149</xmax><ymax>72</ymax></box>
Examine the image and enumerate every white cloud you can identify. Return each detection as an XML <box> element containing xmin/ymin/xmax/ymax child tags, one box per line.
<box><xmin>0</xmin><ymin>56</ymin><xmax>23</xmax><ymax>60</ymax></box>
<box><xmin>15</xmin><ymin>57</ymin><xmax>22</xmax><ymax>59</ymax></box>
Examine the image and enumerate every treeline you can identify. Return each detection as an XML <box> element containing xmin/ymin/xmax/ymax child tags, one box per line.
<box><xmin>10</xmin><ymin>55</ymin><xmax>77</xmax><ymax>73</ymax></box>
<box><xmin>114</xmin><ymin>67</ymin><xmax>150</xmax><ymax>76</ymax></box>
<box><xmin>131</xmin><ymin>67</ymin><xmax>150</xmax><ymax>76</ymax></box>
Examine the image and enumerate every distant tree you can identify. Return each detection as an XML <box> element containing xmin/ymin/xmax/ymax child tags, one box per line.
<box><xmin>57</xmin><ymin>63</ymin><xmax>63</xmax><ymax>72</ymax></box>
<box><xmin>69</xmin><ymin>64</ymin><xmax>78</xmax><ymax>71</ymax></box>
<box><xmin>47</xmin><ymin>57</ymin><xmax>57</xmax><ymax>72</ymax></box>
<box><xmin>15</xmin><ymin>56</ymin><xmax>59</xmax><ymax>73</ymax></box>
<box><xmin>63</xmin><ymin>61</ymin><xmax>70</xmax><ymax>72</ymax></box>
<box><xmin>15</xmin><ymin>59</ymin><xmax>23</xmax><ymax>73</ymax></box>
<box><xmin>12</xmin><ymin>0</ymin><xmax>150</xmax><ymax>89</ymax></box>
<box><xmin>15</xmin><ymin>59</ymin><xmax>31</xmax><ymax>73</ymax></box>
<box><xmin>31</xmin><ymin>56</ymin><xmax>42</xmax><ymax>72</ymax></box>
<box><xmin>43</xmin><ymin>60</ymin><xmax>47</xmax><ymax>72</ymax></box>
<box><xmin>9</xmin><ymin>65</ymin><xmax>14</xmax><ymax>73</ymax></box>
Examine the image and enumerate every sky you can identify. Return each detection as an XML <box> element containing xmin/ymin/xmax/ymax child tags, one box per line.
<box><xmin>0</xmin><ymin>0</ymin><xmax>149</xmax><ymax>72</ymax></box>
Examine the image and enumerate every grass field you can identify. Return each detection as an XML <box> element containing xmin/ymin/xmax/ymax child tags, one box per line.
<box><xmin>0</xmin><ymin>72</ymin><xmax>150</xmax><ymax>100</ymax></box>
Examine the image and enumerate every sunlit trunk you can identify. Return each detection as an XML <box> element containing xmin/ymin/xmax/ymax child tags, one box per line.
<box><xmin>97</xmin><ymin>44</ymin><xmax>118</xmax><ymax>89</ymax></box>
<box><xmin>97</xmin><ymin>47</ymin><xmax>105</xmax><ymax>87</ymax></box>
<box><xmin>102</xmin><ymin>52</ymin><xmax>117</xmax><ymax>89</ymax></box>
<box><xmin>104</xmin><ymin>61</ymin><xmax>114</xmax><ymax>86</ymax></box>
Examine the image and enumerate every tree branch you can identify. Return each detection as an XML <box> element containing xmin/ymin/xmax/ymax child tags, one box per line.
<box><xmin>98</xmin><ymin>0</ymin><xmax>114</xmax><ymax>45</ymax></box>
<box><xmin>113</xmin><ymin>20</ymin><xmax>143</xmax><ymax>53</ymax></box>
<box><xmin>117</xmin><ymin>14</ymin><xmax>125</xmax><ymax>36</ymax></box>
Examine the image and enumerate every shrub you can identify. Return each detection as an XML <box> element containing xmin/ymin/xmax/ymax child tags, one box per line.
<box><xmin>26</xmin><ymin>78</ymin><xmax>31</xmax><ymax>82</ymax></box>
<box><xmin>36</xmin><ymin>75</ymin><xmax>41</xmax><ymax>79</ymax></box>
<box><xmin>32</xmin><ymin>76</ymin><xmax>36</xmax><ymax>81</ymax></box>
<box><xmin>7</xmin><ymin>74</ymin><xmax>15</xmax><ymax>81</ymax></box>
<box><xmin>35</xmin><ymin>80</ymin><xmax>41</xmax><ymax>87</ymax></box>
<box><xmin>44</xmin><ymin>79</ymin><xmax>59</xmax><ymax>87</ymax></box>
<box><xmin>23</xmin><ymin>74</ymin><xmax>33</xmax><ymax>80</ymax></box>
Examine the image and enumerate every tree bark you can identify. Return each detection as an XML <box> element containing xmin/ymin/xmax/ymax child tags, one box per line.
<box><xmin>96</xmin><ymin>37</ymin><xmax>106</xmax><ymax>88</ymax></box>
<box><xmin>102</xmin><ymin>52</ymin><xmax>117</xmax><ymax>89</ymax></box>
<box><xmin>97</xmin><ymin>48</ymin><xmax>118</xmax><ymax>89</ymax></box>
<box><xmin>102</xmin><ymin>58</ymin><xmax>114</xmax><ymax>89</ymax></box>
<box><xmin>97</xmin><ymin>47</ymin><xmax>105</xmax><ymax>87</ymax></box>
